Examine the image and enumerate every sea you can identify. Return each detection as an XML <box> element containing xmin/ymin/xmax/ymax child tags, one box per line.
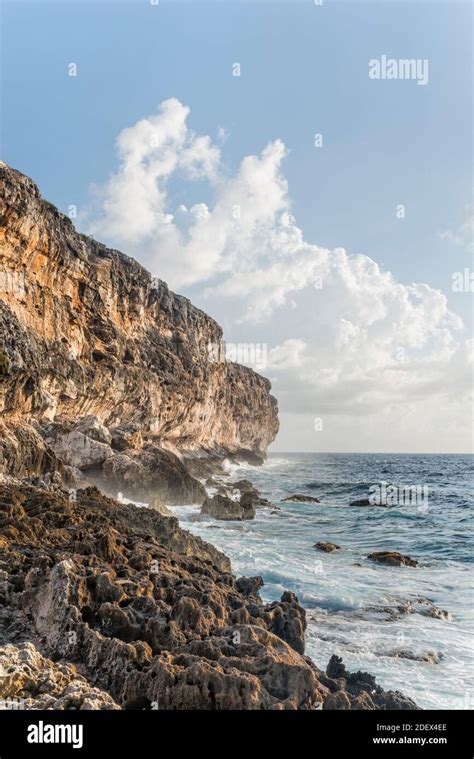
<box><xmin>170</xmin><ymin>452</ymin><xmax>474</xmax><ymax>710</ymax></box>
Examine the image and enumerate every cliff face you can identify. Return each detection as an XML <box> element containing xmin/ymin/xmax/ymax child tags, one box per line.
<box><xmin>0</xmin><ymin>162</ymin><xmax>278</xmax><ymax>466</ymax></box>
<box><xmin>0</xmin><ymin>165</ymin><xmax>419</xmax><ymax>712</ymax></box>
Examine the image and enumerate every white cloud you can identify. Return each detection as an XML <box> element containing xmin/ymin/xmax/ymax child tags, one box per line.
<box><xmin>84</xmin><ymin>99</ymin><xmax>473</xmax><ymax>452</ymax></box>
<box><xmin>439</xmin><ymin>203</ymin><xmax>474</xmax><ymax>254</ymax></box>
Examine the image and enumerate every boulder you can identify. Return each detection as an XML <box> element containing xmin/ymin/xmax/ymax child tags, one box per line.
<box><xmin>44</xmin><ymin>429</ymin><xmax>113</xmax><ymax>470</ymax></box>
<box><xmin>73</xmin><ymin>416</ymin><xmax>112</xmax><ymax>446</ymax></box>
<box><xmin>201</xmin><ymin>494</ymin><xmax>255</xmax><ymax>521</ymax></box>
<box><xmin>102</xmin><ymin>446</ymin><xmax>207</xmax><ymax>505</ymax></box>
<box><xmin>232</xmin><ymin>479</ymin><xmax>260</xmax><ymax>497</ymax></box>
<box><xmin>367</xmin><ymin>551</ymin><xmax>418</xmax><ymax>568</ymax></box>
<box><xmin>110</xmin><ymin>424</ymin><xmax>143</xmax><ymax>452</ymax></box>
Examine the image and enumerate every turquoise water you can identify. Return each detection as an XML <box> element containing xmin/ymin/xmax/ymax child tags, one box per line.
<box><xmin>172</xmin><ymin>452</ymin><xmax>474</xmax><ymax>710</ymax></box>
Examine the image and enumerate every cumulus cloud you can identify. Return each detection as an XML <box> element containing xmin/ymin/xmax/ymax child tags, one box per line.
<box><xmin>84</xmin><ymin>99</ymin><xmax>473</xmax><ymax>452</ymax></box>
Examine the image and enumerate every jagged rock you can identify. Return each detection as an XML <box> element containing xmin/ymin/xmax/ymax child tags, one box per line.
<box><xmin>265</xmin><ymin>592</ymin><xmax>307</xmax><ymax>655</ymax></box>
<box><xmin>110</xmin><ymin>424</ymin><xmax>143</xmax><ymax>452</ymax></box>
<box><xmin>240</xmin><ymin>491</ymin><xmax>271</xmax><ymax>510</ymax></box>
<box><xmin>232</xmin><ymin>479</ymin><xmax>260</xmax><ymax>497</ymax></box>
<box><xmin>201</xmin><ymin>494</ymin><xmax>255</xmax><ymax>521</ymax></box>
<box><xmin>149</xmin><ymin>497</ymin><xmax>174</xmax><ymax>518</ymax></box>
<box><xmin>74</xmin><ymin>416</ymin><xmax>112</xmax><ymax>445</ymax></box>
<box><xmin>235</xmin><ymin>576</ymin><xmax>264</xmax><ymax>596</ymax></box>
<box><xmin>0</xmin><ymin>481</ymin><xmax>418</xmax><ymax>710</ymax></box>
<box><xmin>229</xmin><ymin>450</ymin><xmax>265</xmax><ymax>466</ymax></box>
<box><xmin>387</xmin><ymin>649</ymin><xmax>441</xmax><ymax>664</ymax></box>
<box><xmin>283</xmin><ymin>494</ymin><xmax>320</xmax><ymax>503</ymax></box>
<box><xmin>349</xmin><ymin>498</ymin><xmax>371</xmax><ymax>507</ymax></box>
<box><xmin>323</xmin><ymin>655</ymin><xmax>419</xmax><ymax>710</ymax></box>
<box><xmin>421</xmin><ymin>606</ymin><xmax>451</xmax><ymax>621</ymax></box>
<box><xmin>102</xmin><ymin>446</ymin><xmax>207</xmax><ymax>505</ymax></box>
<box><xmin>0</xmin><ymin>421</ymin><xmax>63</xmax><ymax>479</ymax></box>
<box><xmin>0</xmin><ymin>642</ymin><xmax>120</xmax><ymax>710</ymax></box>
<box><xmin>314</xmin><ymin>542</ymin><xmax>340</xmax><ymax>553</ymax></box>
<box><xmin>368</xmin><ymin>551</ymin><xmax>418</xmax><ymax>567</ymax></box>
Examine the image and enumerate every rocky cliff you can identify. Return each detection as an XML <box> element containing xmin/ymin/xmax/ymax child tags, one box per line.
<box><xmin>0</xmin><ymin>162</ymin><xmax>278</xmax><ymax>494</ymax></box>
<box><xmin>0</xmin><ymin>164</ymin><xmax>418</xmax><ymax>711</ymax></box>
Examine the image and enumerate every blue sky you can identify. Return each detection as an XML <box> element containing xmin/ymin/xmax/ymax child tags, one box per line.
<box><xmin>2</xmin><ymin>0</ymin><xmax>473</xmax><ymax>452</ymax></box>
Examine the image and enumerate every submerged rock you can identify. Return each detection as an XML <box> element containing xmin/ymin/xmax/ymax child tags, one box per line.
<box><xmin>349</xmin><ymin>498</ymin><xmax>371</xmax><ymax>507</ymax></box>
<box><xmin>387</xmin><ymin>649</ymin><xmax>441</xmax><ymax>664</ymax></box>
<box><xmin>314</xmin><ymin>542</ymin><xmax>341</xmax><ymax>553</ymax></box>
<box><xmin>368</xmin><ymin>551</ymin><xmax>418</xmax><ymax>567</ymax></box>
<box><xmin>420</xmin><ymin>606</ymin><xmax>452</xmax><ymax>622</ymax></box>
<box><xmin>283</xmin><ymin>494</ymin><xmax>320</xmax><ymax>503</ymax></box>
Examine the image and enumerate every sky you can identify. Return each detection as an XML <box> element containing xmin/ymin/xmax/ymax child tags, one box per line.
<box><xmin>1</xmin><ymin>0</ymin><xmax>473</xmax><ymax>453</ymax></box>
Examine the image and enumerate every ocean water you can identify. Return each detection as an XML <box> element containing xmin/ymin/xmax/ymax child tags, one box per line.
<box><xmin>171</xmin><ymin>452</ymin><xmax>474</xmax><ymax>710</ymax></box>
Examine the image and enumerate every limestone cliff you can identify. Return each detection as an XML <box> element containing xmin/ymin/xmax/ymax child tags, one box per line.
<box><xmin>0</xmin><ymin>162</ymin><xmax>278</xmax><ymax>472</ymax></box>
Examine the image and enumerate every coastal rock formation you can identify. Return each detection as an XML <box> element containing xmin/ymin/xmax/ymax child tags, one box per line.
<box><xmin>314</xmin><ymin>542</ymin><xmax>340</xmax><ymax>553</ymax></box>
<box><xmin>0</xmin><ymin>643</ymin><xmax>120</xmax><ymax>710</ymax></box>
<box><xmin>283</xmin><ymin>494</ymin><xmax>320</xmax><ymax>503</ymax></box>
<box><xmin>349</xmin><ymin>498</ymin><xmax>372</xmax><ymax>507</ymax></box>
<box><xmin>0</xmin><ymin>163</ymin><xmax>419</xmax><ymax>711</ymax></box>
<box><xmin>322</xmin><ymin>655</ymin><xmax>418</xmax><ymax>710</ymax></box>
<box><xmin>0</xmin><ymin>162</ymin><xmax>278</xmax><ymax>486</ymax></box>
<box><xmin>201</xmin><ymin>493</ymin><xmax>255</xmax><ymax>521</ymax></box>
<box><xmin>368</xmin><ymin>551</ymin><xmax>418</xmax><ymax>568</ymax></box>
<box><xmin>0</xmin><ymin>481</ymin><xmax>417</xmax><ymax>710</ymax></box>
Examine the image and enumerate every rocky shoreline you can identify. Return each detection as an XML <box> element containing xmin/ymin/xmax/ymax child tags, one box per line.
<box><xmin>0</xmin><ymin>163</ymin><xmax>418</xmax><ymax>710</ymax></box>
<box><xmin>0</xmin><ymin>477</ymin><xmax>418</xmax><ymax>710</ymax></box>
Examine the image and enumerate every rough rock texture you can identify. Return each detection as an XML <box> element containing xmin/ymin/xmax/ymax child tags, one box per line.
<box><xmin>0</xmin><ymin>420</ymin><xmax>64</xmax><ymax>479</ymax></box>
<box><xmin>283</xmin><ymin>494</ymin><xmax>320</xmax><ymax>504</ymax></box>
<box><xmin>0</xmin><ymin>164</ymin><xmax>419</xmax><ymax>711</ymax></box>
<box><xmin>0</xmin><ymin>481</ymin><xmax>418</xmax><ymax>710</ymax></box>
<box><xmin>0</xmin><ymin>162</ymin><xmax>278</xmax><ymax>479</ymax></box>
<box><xmin>101</xmin><ymin>444</ymin><xmax>207</xmax><ymax>505</ymax></box>
<box><xmin>368</xmin><ymin>551</ymin><xmax>418</xmax><ymax>568</ymax></box>
<box><xmin>314</xmin><ymin>542</ymin><xmax>340</xmax><ymax>553</ymax></box>
<box><xmin>322</xmin><ymin>656</ymin><xmax>418</xmax><ymax>710</ymax></box>
<box><xmin>0</xmin><ymin>642</ymin><xmax>120</xmax><ymax>710</ymax></box>
<box><xmin>201</xmin><ymin>493</ymin><xmax>255</xmax><ymax>521</ymax></box>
